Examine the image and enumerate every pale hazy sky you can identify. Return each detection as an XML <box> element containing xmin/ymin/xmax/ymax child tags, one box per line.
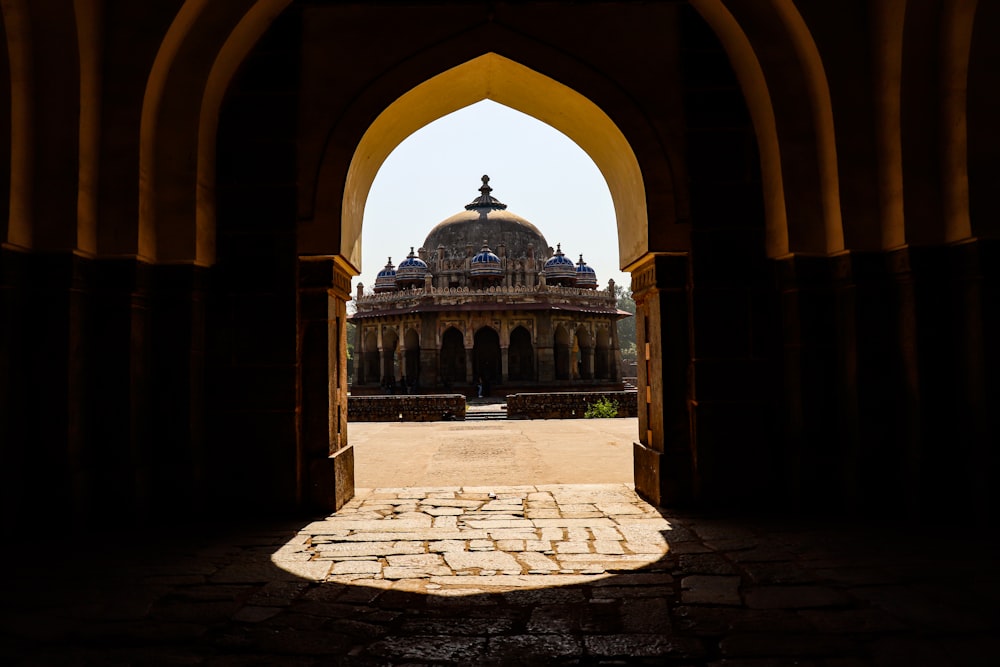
<box><xmin>355</xmin><ymin>100</ymin><xmax>630</xmax><ymax>293</ymax></box>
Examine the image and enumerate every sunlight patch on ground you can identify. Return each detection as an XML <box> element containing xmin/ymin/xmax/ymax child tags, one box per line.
<box><xmin>271</xmin><ymin>484</ymin><xmax>673</xmax><ymax>596</ymax></box>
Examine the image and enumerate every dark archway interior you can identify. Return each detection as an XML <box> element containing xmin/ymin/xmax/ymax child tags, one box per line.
<box><xmin>472</xmin><ymin>327</ymin><xmax>501</xmax><ymax>387</ymax></box>
<box><xmin>439</xmin><ymin>327</ymin><xmax>466</xmax><ymax>386</ymax></box>
<box><xmin>508</xmin><ymin>325</ymin><xmax>534</xmax><ymax>381</ymax></box>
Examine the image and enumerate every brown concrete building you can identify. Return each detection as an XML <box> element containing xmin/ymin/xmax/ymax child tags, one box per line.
<box><xmin>1</xmin><ymin>1</ymin><xmax>998</xmax><ymax>527</ymax></box>
<box><xmin>351</xmin><ymin>176</ymin><xmax>626</xmax><ymax>395</ymax></box>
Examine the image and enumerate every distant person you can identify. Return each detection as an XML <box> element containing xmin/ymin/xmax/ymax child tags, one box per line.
<box><xmin>477</xmin><ymin>376</ymin><xmax>484</xmax><ymax>398</ymax></box>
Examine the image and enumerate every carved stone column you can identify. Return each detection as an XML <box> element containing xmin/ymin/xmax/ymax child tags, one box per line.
<box><xmin>297</xmin><ymin>256</ymin><xmax>354</xmax><ymax>513</ymax></box>
<box><xmin>630</xmin><ymin>253</ymin><xmax>695</xmax><ymax>507</ymax></box>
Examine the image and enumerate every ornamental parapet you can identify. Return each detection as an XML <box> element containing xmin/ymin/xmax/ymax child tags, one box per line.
<box><xmin>353</xmin><ymin>284</ymin><xmax>617</xmax><ymax>313</ymax></box>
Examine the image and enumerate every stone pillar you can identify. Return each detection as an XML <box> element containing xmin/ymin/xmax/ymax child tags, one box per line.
<box><xmin>395</xmin><ymin>344</ymin><xmax>404</xmax><ymax>384</ymax></box>
<box><xmin>149</xmin><ymin>263</ymin><xmax>210</xmax><ymax>519</ymax></box>
<box><xmin>297</xmin><ymin>256</ymin><xmax>354</xmax><ymax>513</ymax></box>
<box><xmin>420</xmin><ymin>348</ymin><xmax>438</xmax><ymax>389</ymax></box>
<box><xmin>776</xmin><ymin>255</ymin><xmax>850</xmax><ymax>509</ymax></box>
<box><xmin>631</xmin><ymin>253</ymin><xmax>695</xmax><ymax>507</ymax></box>
<box><xmin>354</xmin><ymin>323</ymin><xmax>366</xmax><ymax>385</ymax></box>
<box><xmin>610</xmin><ymin>315</ymin><xmax>622</xmax><ymax>381</ymax></box>
<box><xmin>419</xmin><ymin>313</ymin><xmax>437</xmax><ymax>389</ymax></box>
<box><xmin>501</xmin><ymin>346</ymin><xmax>509</xmax><ymax>382</ymax></box>
<box><xmin>536</xmin><ymin>312</ymin><xmax>554</xmax><ymax>381</ymax></box>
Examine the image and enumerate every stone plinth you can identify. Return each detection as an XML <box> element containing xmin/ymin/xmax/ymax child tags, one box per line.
<box><xmin>348</xmin><ymin>394</ymin><xmax>467</xmax><ymax>422</ymax></box>
<box><xmin>506</xmin><ymin>391</ymin><xmax>638</xmax><ymax>419</ymax></box>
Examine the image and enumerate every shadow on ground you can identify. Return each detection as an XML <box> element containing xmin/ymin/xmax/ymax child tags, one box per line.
<box><xmin>2</xmin><ymin>486</ymin><xmax>998</xmax><ymax>666</ymax></box>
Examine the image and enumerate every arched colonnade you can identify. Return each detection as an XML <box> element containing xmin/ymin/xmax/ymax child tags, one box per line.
<box><xmin>1</xmin><ymin>0</ymin><xmax>996</xmax><ymax>526</ymax></box>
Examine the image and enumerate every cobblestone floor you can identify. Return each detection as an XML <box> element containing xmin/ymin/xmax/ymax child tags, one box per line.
<box><xmin>3</xmin><ymin>484</ymin><xmax>997</xmax><ymax>665</ymax></box>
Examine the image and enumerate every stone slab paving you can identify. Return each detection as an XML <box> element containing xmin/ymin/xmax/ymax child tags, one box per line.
<box><xmin>3</xmin><ymin>484</ymin><xmax>998</xmax><ymax>666</ymax></box>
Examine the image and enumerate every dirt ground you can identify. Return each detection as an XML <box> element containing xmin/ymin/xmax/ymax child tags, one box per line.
<box><xmin>349</xmin><ymin>418</ymin><xmax>637</xmax><ymax>488</ymax></box>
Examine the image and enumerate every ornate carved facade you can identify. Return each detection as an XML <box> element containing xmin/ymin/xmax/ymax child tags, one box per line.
<box><xmin>351</xmin><ymin>177</ymin><xmax>627</xmax><ymax>394</ymax></box>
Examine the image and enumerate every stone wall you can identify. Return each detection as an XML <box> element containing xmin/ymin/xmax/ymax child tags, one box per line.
<box><xmin>348</xmin><ymin>394</ymin><xmax>467</xmax><ymax>422</ymax></box>
<box><xmin>506</xmin><ymin>391</ymin><xmax>638</xmax><ymax>419</ymax></box>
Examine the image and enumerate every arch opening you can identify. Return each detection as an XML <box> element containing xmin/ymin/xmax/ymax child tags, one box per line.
<box><xmin>508</xmin><ymin>326</ymin><xmax>534</xmax><ymax>382</ymax></box>
<box><xmin>472</xmin><ymin>326</ymin><xmax>501</xmax><ymax>391</ymax></box>
<box><xmin>439</xmin><ymin>327</ymin><xmax>466</xmax><ymax>387</ymax></box>
<box><xmin>339</xmin><ymin>53</ymin><xmax>650</xmax><ymax>276</ymax></box>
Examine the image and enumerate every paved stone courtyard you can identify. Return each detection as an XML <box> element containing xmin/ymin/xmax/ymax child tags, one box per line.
<box><xmin>4</xmin><ymin>481</ymin><xmax>997</xmax><ymax>665</ymax></box>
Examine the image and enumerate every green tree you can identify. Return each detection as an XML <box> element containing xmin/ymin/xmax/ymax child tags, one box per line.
<box><xmin>615</xmin><ymin>284</ymin><xmax>636</xmax><ymax>363</ymax></box>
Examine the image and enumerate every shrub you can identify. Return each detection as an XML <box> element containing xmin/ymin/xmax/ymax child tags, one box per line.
<box><xmin>584</xmin><ymin>396</ymin><xmax>620</xmax><ymax>418</ymax></box>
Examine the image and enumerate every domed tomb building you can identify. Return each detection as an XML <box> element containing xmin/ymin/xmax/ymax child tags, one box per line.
<box><xmin>351</xmin><ymin>176</ymin><xmax>629</xmax><ymax>395</ymax></box>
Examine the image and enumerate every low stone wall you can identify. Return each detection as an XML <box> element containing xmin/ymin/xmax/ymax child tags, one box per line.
<box><xmin>505</xmin><ymin>391</ymin><xmax>638</xmax><ymax>419</ymax></box>
<box><xmin>347</xmin><ymin>394</ymin><xmax>467</xmax><ymax>422</ymax></box>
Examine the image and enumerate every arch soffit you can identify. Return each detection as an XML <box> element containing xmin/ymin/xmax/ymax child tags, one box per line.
<box><xmin>690</xmin><ymin>0</ymin><xmax>843</xmax><ymax>256</ymax></box>
<box><xmin>141</xmin><ymin>0</ymin><xmax>287</xmax><ymax>265</ymax></box>
<box><xmin>934</xmin><ymin>0</ymin><xmax>977</xmax><ymax>243</ymax></box>
<box><xmin>474</xmin><ymin>324</ymin><xmax>501</xmax><ymax>339</ymax></box>
<box><xmin>2</xmin><ymin>0</ymin><xmax>33</xmax><ymax>249</ymax></box>
<box><xmin>510</xmin><ymin>324</ymin><xmax>532</xmax><ymax>338</ymax></box>
<box><xmin>404</xmin><ymin>327</ymin><xmax>420</xmax><ymax>347</ymax></box>
<box><xmin>967</xmin><ymin>0</ymin><xmax>1000</xmax><ymax>240</ymax></box>
<box><xmin>141</xmin><ymin>0</ymin><xmax>848</xmax><ymax>266</ymax></box>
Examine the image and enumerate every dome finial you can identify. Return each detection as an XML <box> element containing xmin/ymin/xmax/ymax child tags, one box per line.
<box><xmin>465</xmin><ymin>175</ymin><xmax>507</xmax><ymax>211</ymax></box>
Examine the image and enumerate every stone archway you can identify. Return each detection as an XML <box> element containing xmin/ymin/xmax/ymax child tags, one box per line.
<box><xmin>473</xmin><ymin>327</ymin><xmax>501</xmax><ymax>391</ymax></box>
<box><xmin>439</xmin><ymin>327</ymin><xmax>466</xmax><ymax>387</ymax></box>
<box><xmin>508</xmin><ymin>326</ymin><xmax>534</xmax><ymax>382</ymax></box>
<box><xmin>201</xmin><ymin>1</ymin><xmax>847</xmax><ymax>515</ymax></box>
<box><xmin>0</xmin><ymin>0</ymin><xmax>994</xmax><ymax>532</ymax></box>
<box><xmin>404</xmin><ymin>328</ymin><xmax>420</xmax><ymax>388</ymax></box>
<box><xmin>163</xmin><ymin>0</ymin><xmax>885</xmax><ymax>516</ymax></box>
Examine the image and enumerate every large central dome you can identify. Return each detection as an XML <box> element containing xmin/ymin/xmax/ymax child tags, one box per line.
<box><xmin>422</xmin><ymin>176</ymin><xmax>550</xmax><ymax>259</ymax></box>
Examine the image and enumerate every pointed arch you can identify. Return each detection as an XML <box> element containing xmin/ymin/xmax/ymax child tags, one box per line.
<box><xmin>690</xmin><ymin>0</ymin><xmax>843</xmax><ymax>256</ymax></box>
<box><xmin>439</xmin><ymin>326</ymin><xmax>466</xmax><ymax>386</ymax></box>
<box><xmin>472</xmin><ymin>325</ymin><xmax>501</xmax><ymax>388</ymax></box>
<box><xmin>141</xmin><ymin>0</ymin><xmax>292</xmax><ymax>264</ymax></box>
<box><xmin>339</xmin><ymin>53</ymin><xmax>648</xmax><ymax>274</ymax></box>
<box><xmin>508</xmin><ymin>325</ymin><xmax>534</xmax><ymax>382</ymax></box>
